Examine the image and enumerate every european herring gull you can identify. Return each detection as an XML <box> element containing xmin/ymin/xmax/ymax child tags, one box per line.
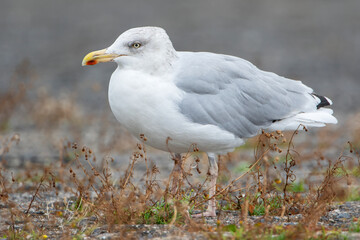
<box><xmin>82</xmin><ymin>26</ymin><xmax>337</xmax><ymax>217</ymax></box>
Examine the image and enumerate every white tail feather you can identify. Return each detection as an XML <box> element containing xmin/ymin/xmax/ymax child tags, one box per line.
<box><xmin>324</xmin><ymin>96</ymin><xmax>333</xmax><ymax>105</ymax></box>
<box><xmin>266</xmin><ymin>108</ymin><xmax>337</xmax><ymax>132</ymax></box>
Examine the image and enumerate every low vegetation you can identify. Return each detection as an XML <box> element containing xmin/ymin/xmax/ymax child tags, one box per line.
<box><xmin>1</xmin><ymin>61</ymin><xmax>360</xmax><ymax>239</ymax></box>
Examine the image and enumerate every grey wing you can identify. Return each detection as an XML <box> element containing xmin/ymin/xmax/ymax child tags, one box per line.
<box><xmin>175</xmin><ymin>52</ymin><xmax>317</xmax><ymax>138</ymax></box>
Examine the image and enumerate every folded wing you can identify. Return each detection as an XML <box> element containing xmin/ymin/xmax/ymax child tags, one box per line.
<box><xmin>175</xmin><ymin>52</ymin><xmax>336</xmax><ymax>138</ymax></box>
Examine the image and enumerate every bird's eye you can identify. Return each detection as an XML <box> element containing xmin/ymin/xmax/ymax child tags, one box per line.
<box><xmin>132</xmin><ymin>42</ymin><xmax>141</xmax><ymax>49</ymax></box>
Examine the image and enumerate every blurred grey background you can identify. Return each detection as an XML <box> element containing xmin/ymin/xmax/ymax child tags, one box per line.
<box><xmin>1</xmin><ymin>0</ymin><xmax>360</xmax><ymax>115</ymax></box>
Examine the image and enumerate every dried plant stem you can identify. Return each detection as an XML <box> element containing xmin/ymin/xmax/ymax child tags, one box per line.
<box><xmin>280</xmin><ymin>205</ymin><xmax>286</xmax><ymax>218</ymax></box>
<box><xmin>25</xmin><ymin>175</ymin><xmax>46</xmax><ymax>214</ymax></box>
<box><xmin>169</xmin><ymin>204</ymin><xmax>177</xmax><ymax>225</ymax></box>
<box><xmin>241</xmin><ymin>198</ymin><xmax>249</xmax><ymax>228</ymax></box>
<box><xmin>283</xmin><ymin>125</ymin><xmax>304</xmax><ymax>201</ymax></box>
<box><xmin>121</xmin><ymin>156</ymin><xmax>137</xmax><ymax>191</ymax></box>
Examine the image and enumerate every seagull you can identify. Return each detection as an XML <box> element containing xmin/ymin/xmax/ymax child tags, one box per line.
<box><xmin>82</xmin><ymin>26</ymin><xmax>337</xmax><ymax>217</ymax></box>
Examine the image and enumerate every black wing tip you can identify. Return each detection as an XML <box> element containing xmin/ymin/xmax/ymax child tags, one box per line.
<box><xmin>312</xmin><ymin>93</ymin><xmax>332</xmax><ymax>109</ymax></box>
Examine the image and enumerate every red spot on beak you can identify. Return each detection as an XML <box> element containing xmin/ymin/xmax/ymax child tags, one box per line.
<box><xmin>86</xmin><ymin>60</ymin><xmax>97</xmax><ymax>65</ymax></box>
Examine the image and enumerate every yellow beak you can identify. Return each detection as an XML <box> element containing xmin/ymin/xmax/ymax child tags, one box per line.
<box><xmin>82</xmin><ymin>48</ymin><xmax>123</xmax><ymax>66</ymax></box>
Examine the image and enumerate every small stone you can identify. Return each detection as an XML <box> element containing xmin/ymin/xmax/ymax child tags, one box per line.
<box><xmin>337</xmin><ymin>213</ymin><xmax>351</xmax><ymax>219</ymax></box>
<box><xmin>97</xmin><ymin>233</ymin><xmax>117</xmax><ymax>240</ymax></box>
<box><xmin>91</xmin><ymin>228</ymin><xmax>107</xmax><ymax>236</ymax></box>
<box><xmin>283</xmin><ymin>222</ymin><xmax>298</xmax><ymax>226</ymax></box>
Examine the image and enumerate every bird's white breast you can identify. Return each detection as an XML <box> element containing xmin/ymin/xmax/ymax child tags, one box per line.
<box><xmin>108</xmin><ymin>67</ymin><xmax>243</xmax><ymax>153</ymax></box>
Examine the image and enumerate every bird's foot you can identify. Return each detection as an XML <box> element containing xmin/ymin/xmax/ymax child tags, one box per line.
<box><xmin>191</xmin><ymin>209</ymin><xmax>216</xmax><ymax>218</ymax></box>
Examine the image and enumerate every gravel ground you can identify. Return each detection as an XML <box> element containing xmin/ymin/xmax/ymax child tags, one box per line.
<box><xmin>1</xmin><ymin>109</ymin><xmax>359</xmax><ymax>239</ymax></box>
<box><xmin>1</xmin><ymin>116</ymin><xmax>360</xmax><ymax>239</ymax></box>
<box><xmin>1</xmin><ymin>189</ymin><xmax>360</xmax><ymax>239</ymax></box>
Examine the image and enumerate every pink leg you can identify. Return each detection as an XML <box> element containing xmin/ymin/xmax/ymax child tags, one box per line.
<box><xmin>192</xmin><ymin>153</ymin><xmax>218</xmax><ymax>218</ymax></box>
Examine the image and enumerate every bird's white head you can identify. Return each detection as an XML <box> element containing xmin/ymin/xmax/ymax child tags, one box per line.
<box><xmin>82</xmin><ymin>26</ymin><xmax>177</xmax><ymax>74</ymax></box>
